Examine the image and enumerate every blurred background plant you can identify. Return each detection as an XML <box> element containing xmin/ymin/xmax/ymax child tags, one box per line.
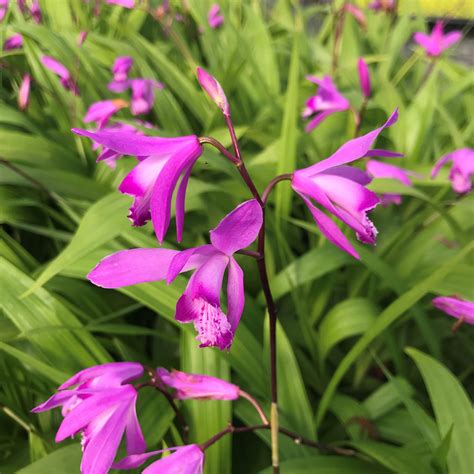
<box><xmin>0</xmin><ymin>0</ymin><xmax>472</xmax><ymax>473</ymax></box>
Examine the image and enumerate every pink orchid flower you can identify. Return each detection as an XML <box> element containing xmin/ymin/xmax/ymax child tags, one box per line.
<box><xmin>369</xmin><ymin>0</ymin><xmax>396</xmax><ymax>12</ymax></box>
<box><xmin>0</xmin><ymin>0</ymin><xmax>8</xmax><ymax>22</ymax></box>
<box><xmin>431</xmin><ymin>148</ymin><xmax>474</xmax><ymax>194</ymax></box>
<box><xmin>18</xmin><ymin>73</ymin><xmax>31</xmax><ymax>110</ymax></box>
<box><xmin>432</xmin><ymin>296</ymin><xmax>474</xmax><ymax>325</ymax></box>
<box><xmin>357</xmin><ymin>58</ymin><xmax>371</xmax><ymax>99</ymax></box>
<box><xmin>129</xmin><ymin>78</ymin><xmax>164</xmax><ymax>115</ymax></box>
<box><xmin>83</xmin><ymin>99</ymin><xmax>128</xmax><ymax>129</ymax></box>
<box><xmin>88</xmin><ymin>200</ymin><xmax>262</xmax><ymax>350</ymax></box>
<box><xmin>114</xmin><ymin>444</ymin><xmax>204</xmax><ymax>473</ymax></box>
<box><xmin>31</xmin><ymin>0</ymin><xmax>41</xmax><ymax>23</ymax></box>
<box><xmin>196</xmin><ymin>67</ymin><xmax>230</xmax><ymax>116</ymax></box>
<box><xmin>344</xmin><ymin>3</ymin><xmax>366</xmax><ymax>28</ymax></box>
<box><xmin>208</xmin><ymin>3</ymin><xmax>224</xmax><ymax>29</ymax></box>
<box><xmin>72</xmin><ymin>127</ymin><xmax>202</xmax><ymax>238</ymax></box>
<box><xmin>32</xmin><ymin>363</ymin><xmax>146</xmax><ymax>474</ymax></box>
<box><xmin>106</xmin><ymin>0</ymin><xmax>135</xmax><ymax>8</ymax></box>
<box><xmin>292</xmin><ymin>109</ymin><xmax>398</xmax><ymax>259</ymax></box>
<box><xmin>157</xmin><ymin>368</ymin><xmax>240</xmax><ymax>400</ymax></box>
<box><xmin>3</xmin><ymin>33</ymin><xmax>23</xmax><ymax>51</ymax></box>
<box><xmin>91</xmin><ymin>122</ymin><xmax>142</xmax><ymax>169</ymax></box>
<box><xmin>414</xmin><ymin>21</ymin><xmax>462</xmax><ymax>57</ymax></box>
<box><xmin>303</xmin><ymin>75</ymin><xmax>350</xmax><ymax>132</ymax></box>
<box><xmin>108</xmin><ymin>56</ymin><xmax>134</xmax><ymax>92</ymax></box>
<box><xmin>41</xmin><ymin>55</ymin><xmax>78</xmax><ymax>94</ymax></box>
<box><xmin>366</xmin><ymin>159</ymin><xmax>412</xmax><ymax>206</ymax></box>
<box><xmin>77</xmin><ymin>31</ymin><xmax>88</xmax><ymax>46</ymax></box>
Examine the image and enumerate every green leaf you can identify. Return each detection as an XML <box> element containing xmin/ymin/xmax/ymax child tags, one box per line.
<box><xmin>406</xmin><ymin>348</ymin><xmax>474</xmax><ymax>474</ymax></box>
<box><xmin>315</xmin><ymin>242</ymin><xmax>473</xmax><ymax>427</ymax></box>
<box><xmin>318</xmin><ymin>298</ymin><xmax>377</xmax><ymax>362</ymax></box>
<box><xmin>25</xmin><ymin>193</ymin><xmax>132</xmax><ymax>295</ymax></box>
<box><xmin>275</xmin><ymin>26</ymin><xmax>300</xmax><ymax>220</ymax></box>
<box><xmin>18</xmin><ymin>444</ymin><xmax>81</xmax><ymax>474</ymax></box>
<box><xmin>259</xmin><ymin>455</ymin><xmax>389</xmax><ymax>474</ymax></box>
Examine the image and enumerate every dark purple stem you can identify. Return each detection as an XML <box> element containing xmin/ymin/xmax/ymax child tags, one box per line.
<box><xmin>200</xmin><ymin>423</ymin><xmax>356</xmax><ymax>456</ymax></box>
<box><xmin>137</xmin><ymin>376</ymin><xmax>189</xmax><ymax>443</ymax></box>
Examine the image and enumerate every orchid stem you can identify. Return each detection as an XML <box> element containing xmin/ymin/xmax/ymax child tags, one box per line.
<box><xmin>416</xmin><ymin>58</ymin><xmax>436</xmax><ymax>95</ymax></box>
<box><xmin>214</xmin><ymin>114</ymin><xmax>280</xmax><ymax>472</ymax></box>
<box><xmin>239</xmin><ymin>390</ymin><xmax>269</xmax><ymax>425</ymax></box>
<box><xmin>200</xmin><ymin>423</ymin><xmax>357</xmax><ymax>456</ymax></box>
<box><xmin>137</xmin><ymin>377</ymin><xmax>189</xmax><ymax>443</ymax></box>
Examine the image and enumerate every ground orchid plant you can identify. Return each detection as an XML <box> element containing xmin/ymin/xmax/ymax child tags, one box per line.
<box><xmin>32</xmin><ymin>62</ymin><xmax>403</xmax><ymax>473</ymax></box>
<box><xmin>1</xmin><ymin>2</ymin><xmax>473</xmax><ymax>474</ymax></box>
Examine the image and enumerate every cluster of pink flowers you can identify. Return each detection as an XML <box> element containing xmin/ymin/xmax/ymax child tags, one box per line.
<box><xmin>33</xmin><ymin>363</ymin><xmax>242</xmax><ymax>473</ymax></box>
<box><xmin>22</xmin><ymin>3</ymin><xmax>472</xmax><ymax>473</ymax></box>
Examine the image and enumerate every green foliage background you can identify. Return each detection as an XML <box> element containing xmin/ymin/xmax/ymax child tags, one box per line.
<box><xmin>0</xmin><ymin>0</ymin><xmax>473</xmax><ymax>473</ymax></box>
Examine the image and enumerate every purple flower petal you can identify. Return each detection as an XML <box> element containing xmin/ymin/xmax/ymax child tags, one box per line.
<box><xmin>226</xmin><ymin>257</ymin><xmax>245</xmax><ymax>332</ymax></box>
<box><xmin>432</xmin><ymin>296</ymin><xmax>474</xmax><ymax>325</ymax></box>
<box><xmin>297</xmin><ymin>192</ymin><xmax>360</xmax><ymax>259</ymax></box>
<box><xmin>157</xmin><ymin>368</ymin><xmax>240</xmax><ymax>400</ymax></box>
<box><xmin>80</xmin><ymin>403</ymin><xmax>130</xmax><ymax>474</ymax></box>
<box><xmin>143</xmin><ymin>445</ymin><xmax>204</xmax><ymax>474</ymax></box>
<box><xmin>3</xmin><ymin>33</ymin><xmax>23</xmax><ymax>51</ymax></box>
<box><xmin>149</xmin><ymin>138</ymin><xmax>202</xmax><ymax>242</ymax></box>
<box><xmin>196</xmin><ymin>67</ymin><xmax>230</xmax><ymax>116</ymax></box>
<box><xmin>357</xmin><ymin>58</ymin><xmax>371</xmax><ymax>98</ymax></box>
<box><xmin>18</xmin><ymin>74</ymin><xmax>31</xmax><ymax>110</ymax></box>
<box><xmin>88</xmin><ymin>248</ymin><xmax>179</xmax><ymax>288</ymax></box>
<box><xmin>299</xmin><ymin>108</ymin><xmax>398</xmax><ymax>175</ymax></box>
<box><xmin>59</xmin><ymin>362</ymin><xmax>144</xmax><ymax>390</ymax></box>
<box><xmin>41</xmin><ymin>55</ymin><xmax>70</xmax><ymax>81</ymax></box>
<box><xmin>106</xmin><ymin>0</ymin><xmax>135</xmax><ymax>8</ymax></box>
<box><xmin>208</xmin><ymin>3</ymin><xmax>224</xmax><ymax>29</ymax></box>
<box><xmin>210</xmin><ymin>199</ymin><xmax>263</xmax><ymax>256</ymax></box>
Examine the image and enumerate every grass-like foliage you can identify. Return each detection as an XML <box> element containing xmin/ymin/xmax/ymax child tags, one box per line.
<box><xmin>0</xmin><ymin>1</ymin><xmax>473</xmax><ymax>473</ymax></box>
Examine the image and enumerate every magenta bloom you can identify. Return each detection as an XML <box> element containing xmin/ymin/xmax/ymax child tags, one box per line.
<box><xmin>77</xmin><ymin>31</ymin><xmax>88</xmax><ymax>46</ymax></box>
<box><xmin>157</xmin><ymin>368</ymin><xmax>240</xmax><ymax>400</ymax></box>
<box><xmin>303</xmin><ymin>76</ymin><xmax>350</xmax><ymax>132</ymax></box>
<box><xmin>414</xmin><ymin>21</ymin><xmax>462</xmax><ymax>57</ymax></box>
<box><xmin>108</xmin><ymin>56</ymin><xmax>134</xmax><ymax>92</ymax></box>
<box><xmin>357</xmin><ymin>58</ymin><xmax>371</xmax><ymax>99</ymax></box>
<box><xmin>88</xmin><ymin>200</ymin><xmax>262</xmax><ymax>350</ymax></box>
<box><xmin>31</xmin><ymin>0</ymin><xmax>41</xmax><ymax>23</ymax></box>
<box><xmin>3</xmin><ymin>33</ymin><xmax>23</xmax><ymax>51</ymax></box>
<box><xmin>106</xmin><ymin>0</ymin><xmax>135</xmax><ymax>8</ymax></box>
<box><xmin>114</xmin><ymin>444</ymin><xmax>204</xmax><ymax>473</ymax></box>
<box><xmin>129</xmin><ymin>79</ymin><xmax>164</xmax><ymax>116</ymax></box>
<box><xmin>72</xmin><ymin>127</ymin><xmax>202</xmax><ymax>237</ymax></box>
<box><xmin>32</xmin><ymin>363</ymin><xmax>146</xmax><ymax>474</ymax></box>
<box><xmin>369</xmin><ymin>0</ymin><xmax>395</xmax><ymax>12</ymax></box>
<box><xmin>91</xmin><ymin>123</ymin><xmax>141</xmax><ymax>169</ymax></box>
<box><xmin>0</xmin><ymin>0</ymin><xmax>8</xmax><ymax>22</ymax></box>
<box><xmin>366</xmin><ymin>159</ymin><xmax>411</xmax><ymax>206</ymax></box>
<box><xmin>83</xmin><ymin>99</ymin><xmax>128</xmax><ymax>129</ymax></box>
<box><xmin>292</xmin><ymin>110</ymin><xmax>398</xmax><ymax>259</ymax></box>
<box><xmin>196</xmin><ymin>67</ymin><xmax>230</xmax><ymax>116</ymax></box>
<box><xmin>432</xmin><ymin>296</ymin><xmax>474</xmax><ymax>325</ymax></box>
<box><xmin>344</xmin><ymin>3</ymin><xmax>366</xmax><ymax>28</ymax></box>
<box><xmin>41</xmin><ymin>56</ymin><xmax>78</xmax><ymax>94</ymax></box>
<box><xmin>431</xmin><ymin>148</ymin><xmax>474</xmax><ymax>194</ymax></box>
<box><xmin>18</xmin><ymin>73</ymin><xmax>31</xmax><ymax>110</ymax></box>
<box><xmin>208</xmin><ymin>3</ymin><xmax>224</xmax><ymax>29</ymax></box>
